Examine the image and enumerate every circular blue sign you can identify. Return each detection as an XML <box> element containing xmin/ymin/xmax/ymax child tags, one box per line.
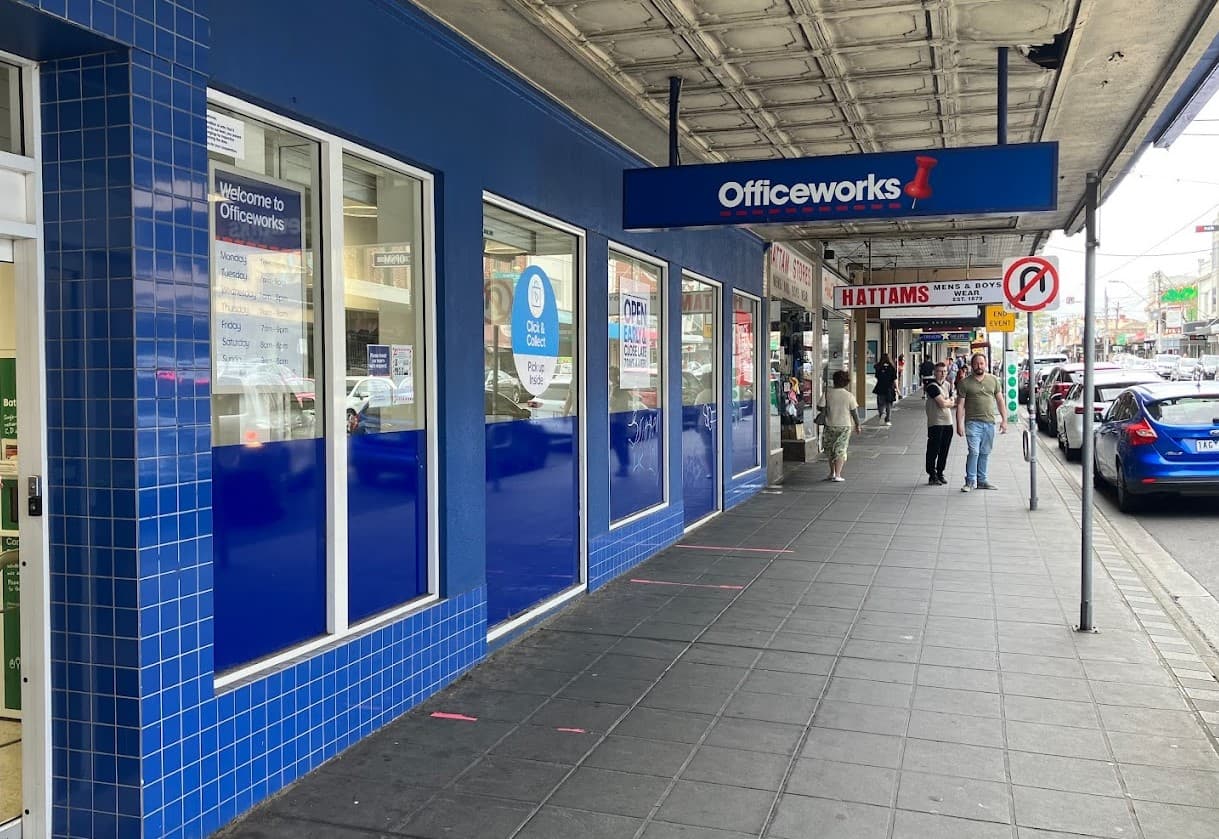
<box><xmin>511</xmin><ymin>266</ymin><xmax>560</xmax><ymax>396</ymax></box>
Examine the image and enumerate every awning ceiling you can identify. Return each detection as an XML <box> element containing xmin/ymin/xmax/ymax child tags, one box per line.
<box><xmin>411</xmin><ymin>0</ymin><xmax>1219</xmax><ymax>271</ymax></box>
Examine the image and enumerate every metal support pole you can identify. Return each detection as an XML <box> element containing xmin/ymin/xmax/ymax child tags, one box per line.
<box><xmin>997</xmin><ymin>47</ymin><xmax>1008</xmax><ymax>145</ymax></box>
<box><xmin>1080</xmin><ymin>172</ymin><xmax>1100</xmax><ymax>632</ymax></box>
<box><xmin>668</xmin><ymin>76</ymin><xmax>682</xmax><ymax>167</ymax></box>
<box><xmin>1028</xmin><ymin>312</ymin><xmax>1038</xmax><ymax>510</ymax></box>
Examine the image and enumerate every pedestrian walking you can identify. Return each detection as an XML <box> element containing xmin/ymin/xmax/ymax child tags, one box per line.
<box><xmin>918</xmin><ymin>356</ymin><xmax>935</xmax><ymax>393</ymax></box>
<box><xmin>897</xmin><ymin>354</ymin><xmax>906</xmax><ymax>395</ymax></box>
<box><xmin>818</xmin><ymin>370</ymin><xmax>861</xmax><ymax>482</ymax></box>
<box><xmin>923</xmin><ymin>361</ymin><xmax>955</xmax><ymax>485</ymax></box>
<box><xmin>955</xmin><ymin>352</ymin><xmax>1007</xmax><ymax>492</ymax></box>
<box><xmin>873</xmin><ymin>353</ymin><xmax>898</xmax><ymax>425</ymax></box>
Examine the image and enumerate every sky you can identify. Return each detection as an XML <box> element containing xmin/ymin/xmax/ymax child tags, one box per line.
<box><xmin>1041</xmin><ymin>92</ymin><xmax>1219</xmax><ymax>321</ymax></box>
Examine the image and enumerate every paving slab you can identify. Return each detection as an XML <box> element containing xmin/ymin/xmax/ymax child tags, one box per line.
<box><xmin>219</xmin><ymin>395</ymin><xmax>1219</xmax><ymax>839</ymax></box>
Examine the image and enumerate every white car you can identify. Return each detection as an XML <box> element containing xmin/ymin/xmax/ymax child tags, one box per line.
<box><xmin>1055</xmin><ymin>369</ymin><xmax>1162</xmax><ymax>459</ymax></box>
<box><xmin>1152</xmin><ymin>353</ymin><xmax>1179</xmax><ymax>378</ymax></box>
<box><xmin>345</xmin><ymin>375</ymin><xmax>395</xmax><ymax>413</ymax></box>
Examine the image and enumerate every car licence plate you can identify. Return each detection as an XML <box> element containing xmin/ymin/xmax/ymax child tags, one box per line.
<box><xmin>1197</xmin><ymin>438</ymin><xmax>1219</xmax><ymax>452</ymax></box>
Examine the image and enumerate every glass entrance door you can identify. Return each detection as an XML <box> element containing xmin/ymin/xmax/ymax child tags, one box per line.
<box><xmin>681</xmin><ymin>276</ymin><xmax>720</xmax><ymax>527</ymax></box>
<box><xmin>0</xmin><ymin>243</ymin><xmax>21</xmax><ymax>835</ymax></box>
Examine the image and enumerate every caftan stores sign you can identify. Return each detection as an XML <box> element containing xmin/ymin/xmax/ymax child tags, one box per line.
<box><xmin>768</xmin><ymin>244</ymin><xmax>814</xmax><ymax>309</ymax></box>
<box><xmin>833</xmin><ymin>278</ymin><xmax>1005</xmax><ymax>310</ymax></box>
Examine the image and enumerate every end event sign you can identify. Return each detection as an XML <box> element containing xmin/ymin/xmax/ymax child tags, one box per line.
<box><xmin>623</xmin><ymin>143</ymin><xmax>1057</xmax><ymax>230</ymax></box>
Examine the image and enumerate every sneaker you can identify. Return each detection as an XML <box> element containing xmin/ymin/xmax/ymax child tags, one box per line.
<box><xmin>831</xmin><ymin>476</ymin><xmax>845</xmax><ymax>482</ymax></box>
<box><xmin>928</xmin><ymin>476</ymin><xmax>939</xmax><ymax>485</ymax></box>
<box><xmin>884</xmin><ymin>421</ymin><xmax>892</xmax><ymax>427</ymax></box>
<box><xmin>936</xmin><ymin>475</ymin><xmax>948</xmax><ymax>485</ymax></box>
<box><xmin>961</xmin><ymin>483</ymin><xmax>973</xmax><ymax>493</ymax></box>
<box><xmin>978</xmin><ymin>482</ymin><xmax>999</xmax><ymax>490</ymax></box>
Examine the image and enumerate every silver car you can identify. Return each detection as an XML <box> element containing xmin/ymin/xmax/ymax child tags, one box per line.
<box><xmin>1056</xmin><ymin>369</ymin><xmax>1163</xmax><ymax>459</ymax></box>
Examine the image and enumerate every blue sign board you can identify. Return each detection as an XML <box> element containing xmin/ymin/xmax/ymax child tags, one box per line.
<box><xmin>366</xmin><ymin>344</ymin><xmax>390</xmax><ymax>376</ymax></box>
<box><xmin>213</xmin><ymin>169</ymin><xmax>304</xmax><ymax>250</ymax></box>
<box><xmin>511</xmin><ymin>266</ymin><xmax>560</xmax><ymax>396</ymax></box>
<box><xmin>623</xmin><ymin>143</ymin><xmax>1058</xmax><ymax>230</ymax></box>
<box><xmin>922</xmin><ymin>333</ymin><xmax>945</xmax><ymax>343</ymax></box>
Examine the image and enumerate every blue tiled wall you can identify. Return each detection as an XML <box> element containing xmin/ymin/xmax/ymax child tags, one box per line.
<box><xmin>42</xmin><ymin>49</ymin><xmax>144</xmax><ymax>839</ymax></box>
<box><xmin>589</xmin><ymin>507</ymin><xmax>684</xmax><ymax>590</ymax></box>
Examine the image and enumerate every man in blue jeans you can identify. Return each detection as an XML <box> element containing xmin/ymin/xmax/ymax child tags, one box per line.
<box><xmin>954</xmin><ymin>352</ymin><xmax>1007</xmax><ymax>492</ymax></box>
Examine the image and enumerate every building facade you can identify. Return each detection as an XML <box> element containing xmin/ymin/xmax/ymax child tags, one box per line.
<box><xmin>0</xmin><ymin>2</ymin><xmax>768</xmax><ymax>836</ymax></box>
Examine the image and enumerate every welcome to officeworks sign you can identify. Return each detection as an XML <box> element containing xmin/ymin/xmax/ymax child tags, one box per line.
<box><xmin>623</xmin><ymin>143</ymin><xmax>1058</xmax><ymax>229</ymax></box>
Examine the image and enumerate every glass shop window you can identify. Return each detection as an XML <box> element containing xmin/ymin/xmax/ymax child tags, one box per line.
<box><xmin>731</xmin><ymin>293</ymin><xmax>759</xmax><ymax>474</ymax></box>
<box><xmin>0</xmin><ymin>62</ymin><xmax>23</xmax><ymax>155</ymax></box>
<box><xmin>342</xmin><ymin>154</ymin><xmax>426</xmax><ymax>435</ymax></box>
<box><xmin>608</xmin><ymin>250</ymin><xmax>664</xmax><ymax>521</ymax></box>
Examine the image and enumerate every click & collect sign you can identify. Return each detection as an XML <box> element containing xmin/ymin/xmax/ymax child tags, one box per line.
<box><xmin>512</xmin><ymin>266</ymin><xmax>561</xmax><ymax>396</ymax></box>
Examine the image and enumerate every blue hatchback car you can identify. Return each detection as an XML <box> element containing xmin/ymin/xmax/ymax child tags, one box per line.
<box><xmin>1094</xmin><ymin>381</ymin><xmax>1219</xmax><ymax>512</ymax></box>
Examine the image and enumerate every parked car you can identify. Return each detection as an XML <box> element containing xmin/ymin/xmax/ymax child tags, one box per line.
<box><xmin>1035</xmin><ymin>362</ymin><xmax>1118</xmax><ymax>437</ymax></box>
<box><xmin>1199</xmin><ymin>355</ymin><xmax>1219</xmax><ymax>380</ymax></box>
<box><xmin>1093</xmin><ymin>381</ymin><xmax>1219</xmax><ymax>512</ymax></box>
<box><xmin>1170</xmin><ymin>356</ymin><xmax>1202</xmax><ymax>381</ymax></box>
<box><xmin>1152</xmin><ymin>353</ymin><xmax>1179</xmax><ymax>379</ymax></box>
<box><xmin>1019</xmin><ymin>354</ymin><xmax>1068</xmax><ymax>403</ymax></box>
<box><xmin>1055</xmin><ymin>369</ymin><xmax>1162</xmax><ymax>460</ymax></box>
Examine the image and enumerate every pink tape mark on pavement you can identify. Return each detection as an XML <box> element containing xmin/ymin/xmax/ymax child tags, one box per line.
<box><xmin>630</xmin><ymin>578</ymin><xmax>746</xmax><ymax>591</ymax></box>
<box><xmin>676</xmin><ymin>543</ymin><xmax>793</xmax><ymax>554</ymax></box>
<box><xmin>555</xmin><ymin>727</ymin><xmax>587</xmax><ymax>734</ymax></box>
<box><xmin>430</xmin><ymin>712</ymin><xmax>478</xmax><ymax>722</ymax></box>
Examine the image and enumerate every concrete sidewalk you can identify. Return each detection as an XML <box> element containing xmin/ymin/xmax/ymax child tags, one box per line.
<box><xmin>219</xmin><ymin>394</ymin><xmax>1219</xmax><ymax>839</ymax></box>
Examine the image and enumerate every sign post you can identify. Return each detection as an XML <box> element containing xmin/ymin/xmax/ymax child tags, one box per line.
<box><xmin>1003</xmin><ymin>255</ymin><xmax>1061</xmax><ymax>512</ymax></box>
<box><xmin>1079</xmin><ymin>174</ymin><xmax>1100</xmax><ymax>633</ymax></box>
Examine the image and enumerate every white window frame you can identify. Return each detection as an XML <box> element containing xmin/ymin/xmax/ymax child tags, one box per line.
<box><xmin>207</xmin><ymin>91</ymin><xmax>440</xmax><ymax>689</ymax></box>
<box><xmin>731</xmin><ymin>288</ymin><xmax>764</xmax><ymax>480</ymax></box>
<box><xmin>681</xmin><ymin>270</ymin><xmax>723</xmax><ymax>531</ymax></box>
<box><xmin>482</xmin><ymin>193</ymin><xmax>588</xmax><ymax>644</ymax></box>
<box><xmin>607</xmin><ymin>241</ymin><xmax>669</xmax><ymax>530</ymax></box>
<box><xmin>0</xmin><ymin>50</ymin><xmax>50</xmax><ymax>839</ymax></box>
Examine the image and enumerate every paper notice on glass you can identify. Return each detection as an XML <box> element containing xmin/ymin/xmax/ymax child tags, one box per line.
<box><xmin>207</xmin><ymin>110</ymin><xmax>246</xmax><ymax>159</ymax></box>
<box><xmin>619</xmin><ymin>290</ymin><xmax>651</xmax><ymax>389</ymax></box>
<box><xmin>391</xmin><ymin>344</ymin><xmax>414</xmax><ymax>405</ymax></box>
<box><xmin>211</xmin><ymin>168</ymin><xmax>306</xmax><ymax>394</ymax></box>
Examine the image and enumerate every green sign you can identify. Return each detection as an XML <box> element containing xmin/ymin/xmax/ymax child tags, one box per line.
<box><xmin>0</xmin><ymin>357</ymin><xmax>15</xmax><ymax>443</ymax></box>
<box><xmin>2</xmin><ymin>563</ymin><xmax>18</xmax><ymax>712</ymax></box>
<box><xmin>1161</xmin><ymin>286</ymin><xmax>1197</xmax><ymax>304</ymax></box>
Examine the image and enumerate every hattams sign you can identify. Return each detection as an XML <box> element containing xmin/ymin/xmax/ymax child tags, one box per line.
<box><xmin>623</xmin><ymin>143</ymin><xmax>1057</xmax><ymax>230</ymax></box>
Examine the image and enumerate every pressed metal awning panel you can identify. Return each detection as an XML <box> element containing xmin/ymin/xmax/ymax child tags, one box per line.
<box><xmin>411</xmin><ymin>0</ymin><xmax>1219</xmax><ymax>269</ymax></box>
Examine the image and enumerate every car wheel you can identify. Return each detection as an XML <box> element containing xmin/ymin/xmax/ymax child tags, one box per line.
<box><xmin>1092</xmin><ymin>454</ymin><xmax>1105</xmax><ymax>485</ymax></box>
<box><xmin>1116</xmin><ymin>462</ymin><xmax>1140</xmax><ymax>513</ymax></box>
<box><xmin>1065</xmin><ymin>444</ymin><xmax>1080</xmax><ymax>462</ymax></box>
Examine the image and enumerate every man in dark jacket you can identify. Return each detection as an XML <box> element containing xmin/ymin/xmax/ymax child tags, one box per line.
<box><xmin>918</xmin><ymin>357</ymin><xmax>935</xmax><ymax>393</ymax></box>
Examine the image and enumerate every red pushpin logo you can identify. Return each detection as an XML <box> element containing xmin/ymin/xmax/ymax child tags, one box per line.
<box><xmin>904</xmin><ymin>155</ymin><xmax>938</xmax><ymax>208</ymax></box>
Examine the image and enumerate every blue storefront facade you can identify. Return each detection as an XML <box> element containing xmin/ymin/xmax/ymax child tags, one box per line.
<box><xmin>0</xmin><ymin>1</ymin><xmax>767</xmax><ymax>836</ymax></box>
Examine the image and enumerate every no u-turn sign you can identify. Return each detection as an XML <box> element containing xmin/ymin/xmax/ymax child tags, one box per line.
<box><xmin>1002</xmin><ymin>256</ymin><xmax>1060</xmax><ymax>312</ymax></box>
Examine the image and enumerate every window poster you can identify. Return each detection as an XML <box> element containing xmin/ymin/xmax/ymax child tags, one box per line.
<box><xmin>211</xmin><ymin>167</ymin><xmax>306</xmax><ymax>394</ymax></box>
<box><xmin>391</xmin><ymin>344</ymin><xmax>414</xmax><ymax>405</ymax></box>
<box><xmin>619</xmin><ymin>285</ymin><xmax>651</xmax><ymax>389</ymax></box>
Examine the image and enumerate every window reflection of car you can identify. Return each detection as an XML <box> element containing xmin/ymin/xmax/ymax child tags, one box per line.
<box><xmin>528</xmin><ymin>374</ymin><xmax>573</xmax><ymax>419</ymax></box>
<box><xmin>485</xmin><ymin>389</ymin><xmax>531</xmax><ymax>421</ymax></box>
<box><xmin>484</xmin><ymin>369</ymin><xmax>523</xmax><ymax>403</ymax></box>
<box><xmin>484</xmin><ymin>389</ymin><xmax>549</xmax><ymax>477</ymax></box>
<box><xmin>214</xmin><ymin>365</ymin><xmax>316</xmax><ymax>444</ymax></box>
<box><xmin>345</xmin><ymin>376</ymin><xmax>395</xmax><ymax>414</ymax></box>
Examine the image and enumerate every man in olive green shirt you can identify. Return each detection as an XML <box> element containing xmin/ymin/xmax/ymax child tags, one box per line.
<box><xmin>954</xmin><ymin>352</ymin><xmax>1007</xmax><ymax>492</ymax></box>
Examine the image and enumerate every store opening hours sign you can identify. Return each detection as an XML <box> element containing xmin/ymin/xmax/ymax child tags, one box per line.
<box><xmin>833</xmin><ymin>278</ymin><xmax>1003</xmax><ymax>310</ymax></box>
<box><xmin>211</xmin><ymin>167</ymin><xmax>307</xmax><ymax>393</ymax></box>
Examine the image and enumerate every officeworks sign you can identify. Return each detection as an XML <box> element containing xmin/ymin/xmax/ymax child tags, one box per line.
<box><xmin>622</xmin><ymin>143</ymin><xmax>1058</xmax><ymax>229</ymax></box>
